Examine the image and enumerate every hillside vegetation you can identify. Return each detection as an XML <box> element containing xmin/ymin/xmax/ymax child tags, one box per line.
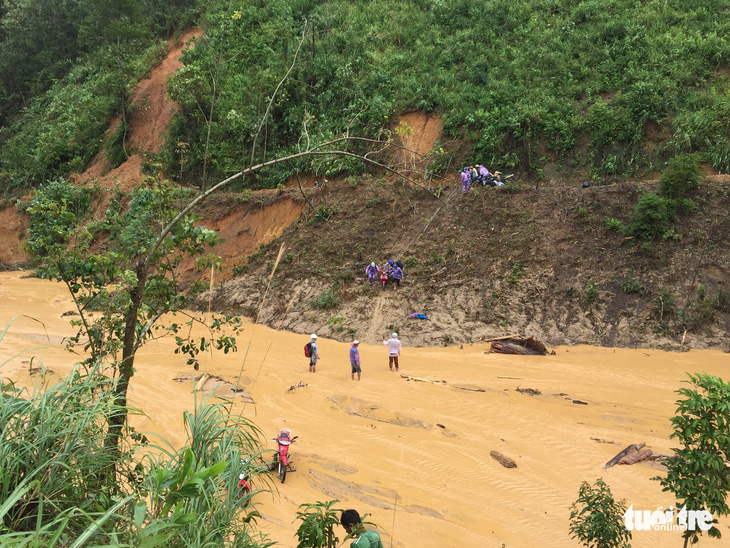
<box><xmin>3</xmin><ymin>0</ymin><xmax>730</xmax><ymax>193</ymax></box>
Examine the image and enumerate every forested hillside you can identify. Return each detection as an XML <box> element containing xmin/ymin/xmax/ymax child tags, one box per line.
<box><xmin>3</xmin><ymin>0</ymin><xmax>730</xmax><ymax>193</ymax></box>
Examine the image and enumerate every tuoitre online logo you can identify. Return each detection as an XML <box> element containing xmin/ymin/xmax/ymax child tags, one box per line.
<box><xmin>623</xmin><ymin>505</ymin><xmax>713</xmax><ymax>532</ymax></box>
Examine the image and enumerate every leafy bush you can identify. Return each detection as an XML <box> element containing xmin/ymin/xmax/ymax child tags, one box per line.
<box><xmin>628</xmin><ymin>192</ymin><xmax>676</xmax><ymax>240</ymax></box>
<box><xmin>313</xmin><ymin>205</ymin><xmax>338</xmax><ymax>223</ymax></box>
<box><xmin>584</xmin><ymin>279</ymin><xmax>599</xmax><ymax>306</ymax></box>
<box><xmin>605</xmin><ymin>217</ymin><xmax>625</xmax><ymax>233</ymax></box>
<box><xmin>654</xmin><ymin>373</ymin><xmax>730</xmax><ymax>545</ymax></box>
<box><xmin>569</xmin><ymin>478</ymin><xmax>632</xmax><ymax>548</ymax></box>
<box><xmin>651</xmin><ymin>289</ymin><xmax>675</xmax><ymax>322</ymax></box>
<box><xmin>658</xmin><ymin>153</ymin><xmax>701</xmax><ymax>200</ymax></box>
<box><xmin>404</xmin><ymin>256</ymin><xmax>417</xmax><ymax>268</ymax></box>
<box><xmin>620</xmin><ymin>277</ymin><xmax>642</xmax><ymax>294</ymax></box>
<box><xmin>295</xmin><ymin>500</ymin><xmax>343</xmax><ymax>548</ymax></box>
<box><xmin>509</xmin><ymin>262</ymin><xmax>524</xmax><ymax>285</ymax></box>
<box><xmin>312</xmin><ymin>286</ymin><xmax>340</xmax><ymax>309</ymax></box>
<box><xmin>24</xmin><ymin>178</ymin><xmax>94</xmax><ymax>256</ymax></box>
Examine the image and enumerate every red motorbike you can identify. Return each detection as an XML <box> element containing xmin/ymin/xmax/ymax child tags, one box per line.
<box><xmin>271</xmin><ymin>428</ymin><xmax>297</xmax><ymax>483</ymax></box>
<box><xmin>236</xmin><ymin>458</ymin><xmax>252</xmax><ymax>504</ymax></box>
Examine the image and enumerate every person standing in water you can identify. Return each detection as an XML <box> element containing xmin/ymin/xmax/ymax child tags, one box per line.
<box><xmin>349</xmin><ymin>340</ymin><xmax>361</xmax><ymax>380</ymax></box>
<box><xmin>382</xmin><ymin>332</ymin><xmax>401</xmax><ymax>371</ymax></box>
<box><xmin>308</xmin><ymin>333</ymin><xmax>320</xmax><ymax>373</ymax></box>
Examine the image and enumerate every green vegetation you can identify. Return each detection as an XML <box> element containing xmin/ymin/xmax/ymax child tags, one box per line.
<box><xmin>0</xmin><ymin>350</ymin><xmax>267</xmax><ymax>546</ymax></box>
<box><xmin>628</xmin><ymin>192</ymin><xmax>677</xmax><ymax>240</ymax></box>
<box><xmin>312</xmin><ymin>286</ymin><xmax>340</xmax><ymax>310</ymax></box>
<box><xmin>620</xmin><ymin>277</ymin><xmax>642</xmax><ymax>294</ymax></box>
<box><xmin>654</xmin><ymin>373</ymin><xmax>730</xmax><ymax>547</ymax></box>
<box><xmin>584</xmin><ymin>279</ymin><xmax>599</xmax><ymax>307</ymax></box>
<box><xmin>509</xmin><ymin>262</ymin><xmax>524</xmax><ymax>285</ymax></box>
<box><xmin>0</xmin><ymin>1</ymin><xmax>200</xmax><ymax>191</ymax></box>
<box><xmin>23</xmin><ymin>177</ymin><xmax>243</xmax><ymax>451</ymax></box>
<box><xmin>659</xmin><ymin>154</ymin><xmax>702</xmax><ymax>200</ymax></box>
<box><xmin>295</xmin><ymin>500</ymin><xmax>343</xmax><ymax>548</ymax></box>
<box><xmin>4</xmin><ymin>0</ymin><xmax>730</xmax><ymax>191</ymax></box>
<box><xmin>569</xmin><ymin>478</ymin><xmax>632</xmax><ymax>548</ymax></box>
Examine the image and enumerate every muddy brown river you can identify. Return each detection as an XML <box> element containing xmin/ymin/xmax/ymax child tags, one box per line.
<box><xmin>1</xmin><ymin>271</ymin><xmax>728</xmax><ymax>547</ymax></box>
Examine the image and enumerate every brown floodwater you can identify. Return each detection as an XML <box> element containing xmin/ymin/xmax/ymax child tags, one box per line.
<box><xmin>1</xmin><ymin>271</ymin><xmax>728</xmax><ymax>548</ymax></box>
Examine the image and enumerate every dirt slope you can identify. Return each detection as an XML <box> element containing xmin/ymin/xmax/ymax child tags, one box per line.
<box><xmin>209</xmin><ymin>167</ymin><xmax>730</xmax><ymax>351</ymax></box>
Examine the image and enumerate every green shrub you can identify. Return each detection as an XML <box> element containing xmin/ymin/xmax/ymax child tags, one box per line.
<box><xmin>658</xmin><ymin>153</ymin><xmax>701</xmax><ymax>200</ymax></box>
<box><xmin>629</xmin><ymin>192</ymin><xmax>676</xmax><ymax>240</ymax></box>
<box><xmin>313</xmin><ymin>205</ymin><xmax>337</xmax><ymax>223</ymax></box>
<box><xmin>584</xmin><ymin>279</ymin><xmax>599</xmax><ymax>306</ymax></box>
<box><xmin>312</xmin><ymin>287</ymin><xmax>339</xmax><ymax>309</ymax></box>
<box><xmin>620</xmin><ymin>277</ymin><xmax>642</xmax><ymax>294</ymax></box>
<box><xmin>426</xmin><ymin>145</ymin><xmax>454</xmax><ymax>177</ymax></box>
<box><xmin>653</xmin><ymin>373</ymin><xmax>730</xmax><ymax>545</ymax></box>
<box><xmin>569</xmin><ymin>478</ymin><xmax>631</xmax><ymax>548</ymax></box>
<box><xmin>404</xmin><ymin>256</ymin><xmax>417</xmax><ymax>268</ymax></box>
<box><xmin>605</xmin><ymin>217</ymin><xmax>625</xmax><ymax>233</ymax></box>
<box><xmin>24</xmin><ymin>178</ymin><xmax>94</xmax><ymax>257</ymax></box>
<box><xmin>652</xmin><ymin>290</ymin><xmax>675</xmax><ymax>321</ymax></box>
<box><xmin>295</xmin><ymin>500</ymin><xmax>344</xmax><ymax>548</ymax></box>
<box><xmin>509</xmin><ymin>262</ymin><xmax>523</xmax><ymax>285</ymax></box>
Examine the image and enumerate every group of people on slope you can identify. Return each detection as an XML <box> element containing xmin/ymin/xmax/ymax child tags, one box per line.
<box><xmin>307</xmin><ymin>332</ymin><xmax>402</xmax><ymax>380</ymax></box>
<box><xmin>459</xmin><ymin>164</ymin><xmax>503</xmax><ymax>192</ymax></box>
<box><xmin>365</xmin><ymin>260</ymin><xmax>404</xmax><ymax>288</ymax></box>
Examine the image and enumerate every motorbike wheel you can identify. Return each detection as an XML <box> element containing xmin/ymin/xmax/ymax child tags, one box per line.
<box><xmin>279</xmin><ymin>461</ymin><xmax>287</xmax><ymax>483</ymax></box>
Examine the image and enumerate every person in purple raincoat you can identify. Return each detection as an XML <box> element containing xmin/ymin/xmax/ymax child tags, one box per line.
<box><xmin>365</xmin><ymin>262</ymin><xmax>380</xmax><ymax>285</ymax></box>
<box><xmin>460</xmin><ymin>168</ymin><xmax>471</xmax><ymax>192</ymax></box>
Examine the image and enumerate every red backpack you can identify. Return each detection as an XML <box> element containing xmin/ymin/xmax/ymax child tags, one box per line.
<box><xmin>304</xmin><ymin>342</ymin><xmax>312</xmax><ymax>357</ymax></box>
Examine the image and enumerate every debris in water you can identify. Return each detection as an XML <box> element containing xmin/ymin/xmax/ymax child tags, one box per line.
<box><xmin>516</xmin><ymin>387</ymin><xmax>541</xmax><ymax>396</ymax></box>
<box><xmin>605</xmin><ymin>442</ymin><xmax>652</xmax><ymax>468</ymax></box>
<box><xmin>490</xmin><ymin>336</ymin><xmax>553</xmax><ymax>355</ymax></box>
<box><xmin>490</xmin><ymin>450</ymin><xmax>517</xmax><ymax>468</ymax></box>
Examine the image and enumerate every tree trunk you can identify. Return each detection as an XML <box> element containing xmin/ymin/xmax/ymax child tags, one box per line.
<box><xmin>105</xmin><ymin>264</ymin><xmax>147</xmax><ymax>453</ymax></box>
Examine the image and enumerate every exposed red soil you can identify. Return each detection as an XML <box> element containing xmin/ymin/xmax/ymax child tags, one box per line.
<box><xmin>0</xmin><ymin>206</ymin><xmax>29</xmax><ymax>264</ymax></box>
<box><xmin>127</xmin><ymin>29</ymin><xmax>199</xmax><ymax>155</ymax></box>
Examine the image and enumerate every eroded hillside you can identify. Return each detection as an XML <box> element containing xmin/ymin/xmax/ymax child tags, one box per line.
<box><xmin>205</xmin><ymin>166</ymin><xmax>730</xmax><ymax>351</ymax></box>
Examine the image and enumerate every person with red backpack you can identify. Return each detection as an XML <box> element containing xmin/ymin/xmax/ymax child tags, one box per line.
<box><xmin>305</xmin><ymin>334</ymin><xmax>320</xmax><ymax>372</ymax></box>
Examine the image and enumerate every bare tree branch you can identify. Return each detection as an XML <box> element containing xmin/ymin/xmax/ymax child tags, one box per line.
<box><xmin>148</xmin><ymin>135</ymin><xmax>442</xmax><ymax>264</ymax></box>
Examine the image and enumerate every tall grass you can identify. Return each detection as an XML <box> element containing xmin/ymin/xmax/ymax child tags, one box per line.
<box><xmin>0</xmin><ymin>334</ymin><xmax>271</xmax><ymax>546</ymax></box>
<box><xmin>0</xmin><ymin>365</ymin><xmax>137</xmax><ymax>542</ymax></box>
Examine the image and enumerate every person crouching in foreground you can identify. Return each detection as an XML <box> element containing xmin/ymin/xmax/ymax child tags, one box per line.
<box><xmin>340</xmin><ymin>509</ymin><xmax>383</xmax><ymax>548</ymax></box>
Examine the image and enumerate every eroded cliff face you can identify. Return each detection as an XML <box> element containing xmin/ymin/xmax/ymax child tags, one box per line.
<box><xmin>208</xmin><ymin>171</ymin><xmax>730</xmax><ymax>352</ymax></box>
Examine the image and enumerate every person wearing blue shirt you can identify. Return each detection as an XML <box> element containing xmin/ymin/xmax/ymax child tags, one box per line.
<box><xmin>349</xmin><ymin>340</ymin><xmax>361</xmax><ymax>380</ymax></box>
